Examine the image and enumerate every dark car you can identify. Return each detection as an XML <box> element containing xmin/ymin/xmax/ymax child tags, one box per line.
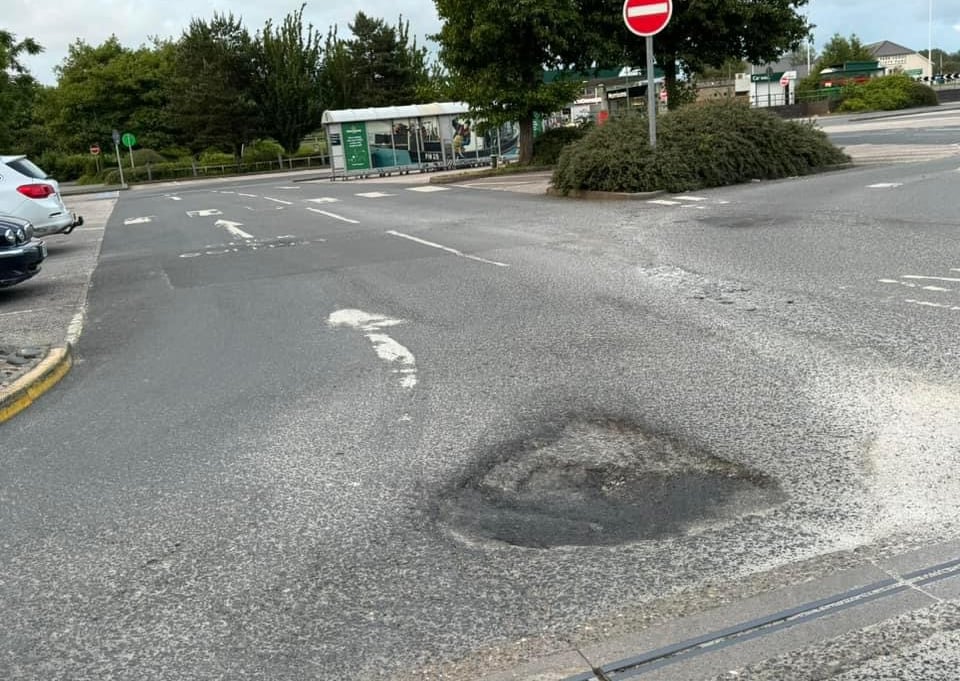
<box><xmin>0</xmin><ymin>216</ymin><xmax>46</xmax><ymax>288</ymax></box>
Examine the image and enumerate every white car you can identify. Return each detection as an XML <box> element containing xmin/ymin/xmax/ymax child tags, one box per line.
<box><xmin>0</xmin><ymin>155</ymin><xmax>83</xmax><ymax>237</ymax></box>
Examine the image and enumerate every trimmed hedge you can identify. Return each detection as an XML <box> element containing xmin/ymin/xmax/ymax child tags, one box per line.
<box><xmin>531</xmin><ymin>124</ymin><xmax>592</xmax><ymax>166</ymax></box>
<box><xmin>552</xmin><ymin>100</ymin><xmax>849</xmax><ymax>194</ymax></box>
<box><xmin>839</xmin><ymin>74</ymin><xmax>938</xmax><ymax>112</ymax></box>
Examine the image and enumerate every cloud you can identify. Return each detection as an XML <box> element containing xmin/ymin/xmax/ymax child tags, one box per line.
<box><xmin>6</xmin><ymin>0</ymin><xmax>442</xmax><ymax>84</ymax></box>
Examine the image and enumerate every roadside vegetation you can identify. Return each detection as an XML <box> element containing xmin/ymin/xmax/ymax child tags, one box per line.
<box><xmin>837</xmin><ymin>74</ymin><xmax>938</xmax><ymax>112</ymax></box>
<box><xmin>552</xmin><ymin>100</ymin><xmax>849</xmax><ymax>195</ymax></box>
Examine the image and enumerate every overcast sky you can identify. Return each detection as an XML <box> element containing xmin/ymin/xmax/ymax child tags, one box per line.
<box><xmin>6</xmin><ymin>0</ymin><xmax>960</xmax><ymax>85</ymax></box>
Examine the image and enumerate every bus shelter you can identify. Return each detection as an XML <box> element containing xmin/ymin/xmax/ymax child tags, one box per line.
<box><xmin>322</xmin><ymin>102</ymin><xmax>495</xmax><ymax>180</ymax></box>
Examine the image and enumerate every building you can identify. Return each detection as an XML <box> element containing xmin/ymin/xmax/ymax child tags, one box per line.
<box><xmin>866</xmin><ymin>40</ymin><xmax>932</xmax><ymax>78</ymax></box>
<box><xmin>746</xmin><ymin>58</ymin><xmax>811</xmax><ymax>107</ymax></box>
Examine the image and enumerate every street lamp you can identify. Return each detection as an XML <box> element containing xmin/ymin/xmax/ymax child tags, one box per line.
<box><xmin>766</xmin><ymin>65</ymin><xmax>774</xmax><ymax>107</ymax></box>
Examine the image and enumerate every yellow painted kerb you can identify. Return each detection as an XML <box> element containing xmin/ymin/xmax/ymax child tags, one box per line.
<box><xmin>0</xmin><ymin>347</ymin><xmax>73</xmax><ymax>423</ymax></box>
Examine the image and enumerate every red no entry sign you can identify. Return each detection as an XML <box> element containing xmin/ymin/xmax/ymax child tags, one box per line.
<box><xmin>623</xmin><ymin>0</ymin><xmax>672</xmax><ymax>37</ymax></box>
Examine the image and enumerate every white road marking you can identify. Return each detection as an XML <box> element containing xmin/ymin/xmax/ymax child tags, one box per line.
<box><xmin>165</xmin><ymin>195</ymin><xmax>182</xmax><ymax>201</ymax></box>
<box><xmin>238</xmin><ymin>193</ymin><xmax>258</xmax><ymax>198</ymax></box>
<box><xmin>264</xmin><ymin>196</ymin><xmax>293</xmax><ymax>205</ymax></box>
<box><xmin>923</xmin><ymin>285</ymin><xmax>952</xmax><ymax>292</ymax></box>
<box><xmin>219</xmin><ymin>190</ymin><xmax>237</xmax><ymax>194</ymax></box>
<box><xmin>648</xmin><ymin>199</ymin><xmax>681</xmax><ymax>206</ymax></box>
<box><xmin>905</xmin><ymin>299</ymin><xmax>960</xmax><ymax>311</ymax></box>
<box><xmin>186</xmin><ymin>209</ymin><xmax>223</xmax><ymax>217</ymax></box>
<box><xmin>214</xmin><ymin>219</ymin><xmax>254</xmax><ymax>240</ymax></box>
<box><xmin>305</xmin><ymin>207</ymin><xmax>359</xmax><ymax>224</ymax></box>
<box><xmin>385</xmin><ymin>230</ymin><xmax>509</xmax><ymax>268</ymax></box>
<box><xmin>675</xmin><ymin>195</ymin><xmax>707</xmax><ymax>202</ymax></box>
<box><xmin>328</xmin><ymin>309</ymin><xmax>418</xmax><ymax>388</ymax></box>
<box><xmin>276</xmin><ymin>186</ymin><xmax>301</xmax><ymax>190</ymax></box>
<box><xmin>307</xmin><ymin>197</ymin><xmax>340</xmax><ymax>204</ymax></box>
<box><xmin>902</xmin><ymin>275</ymin><xmax>960</xmax><ymax>283</ymax></box>
<box><xmin>406</xmin><ymin>186</ymin><xmax>450</xmax><ymax>193</ymax></box>
<box><xmin>879</xmin><ymin>279</ymin><xmax>918</xmax><ymax>288</ymax></box>
<box><xmin>124</xmin><ymin>216</ymin><xmax>155</xmax><ymax>225</ymax></box>
<box><xmin>356</xmin><ymin>191</ymin><xmax>395</xmax><ymax>198</ymax></box>
<box><xmin>868</xmin><ymin>183</ymin><xmax>903</xmax><ymax>188</ymax></box>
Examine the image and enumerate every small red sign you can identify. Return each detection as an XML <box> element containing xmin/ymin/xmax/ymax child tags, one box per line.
<box><xmin>623</xmin><ymin>0</ymin><xmax>672</xmax><ymax>37</ymax></box>
<box><xmin>90</xmin><ymin>144</ymin><xmax>101</xmax><ymax>156</ymax></box>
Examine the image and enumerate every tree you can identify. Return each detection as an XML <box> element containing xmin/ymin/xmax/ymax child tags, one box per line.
<box><xmin>433</xmin><ymin>0</ymin><xmax>589</xmax><ymax>164</ymax></box>
<box><xmin>583</xmin><ymin>0</ymin><xmax>811</xmax><ymax>109</ymax></box>
<box><xmin>817</xmin><ymin>33</ymin><xmax>873</xmax><ymax>67</ymax></box>
<box><xmin>0</xmin><ymin>30</ymin><xmax>43</xmax><ymax>151</ymax></box>
<box><xmin>168</xmin><ymin>13</ymin><xmax>261</xmax><ymax>158</ymax></box>
<box><xmin>40</xmin><ymin>37</ymin><xmax>177</xmax><ymax>153</ymax></box>
<box><xmin>255</xmin><ymin>4</ymin><xmax>325</xmax><ymax>153</ymax></box>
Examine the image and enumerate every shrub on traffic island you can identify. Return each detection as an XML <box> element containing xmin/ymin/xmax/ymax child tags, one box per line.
<box><xmin>551</xmin><ymin>99</ymin><xmax>849</xmax><ymax>195</ymax></box>
<box><xmin>839</xmin><ymin>74</ymin><xmax>938</xmax><ymax>112</ymax></box>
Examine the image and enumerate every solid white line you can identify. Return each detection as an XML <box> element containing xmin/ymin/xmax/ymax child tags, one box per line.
<box><xmin>902</xmin><ymin>275</ymin><xmax>960</xmax><ymax>283</ymax></box>
<box><xmin>305</xmin><ymin>207</ymin><xmax>359</xmax><ymax>224</ymax></box>
<box><xmin>386</xmin><ymin>230</ymin><xmax>509</xmax><ymax>267</ymax></box>
<box><xmin>264</xmin><ymin>196</ymin><xmax>293</xmax><ymax>205</ymax></box>
<box><xmin>627</xmin><ymin>2</ymin><xmax>669</xmax><ymax>18</ymax></box>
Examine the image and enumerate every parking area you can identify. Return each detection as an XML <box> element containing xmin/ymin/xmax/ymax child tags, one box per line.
<box><xmin>0</xmin><ymin>192</ymin><xmax>115</xmax><ymax>383</ymax></box>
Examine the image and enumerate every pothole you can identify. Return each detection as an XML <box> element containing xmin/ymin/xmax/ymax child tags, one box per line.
<box><xmin>435</xmin><ymin>418</ymin><xmax>784</xmax><ymax>548</ymax></box>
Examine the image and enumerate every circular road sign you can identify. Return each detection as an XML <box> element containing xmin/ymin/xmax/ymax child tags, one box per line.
<box><xmin>780</xmin><ymin>75</ymin><xmax>790</xmax><ymax>86</ymax></box>
<box><xmin>623</xmin><ymin>0</ymin><xmax>672</xmax><ymax>37</ymax></box>
<box><xmin>121</xmin><ymin>132</ymin><xmax>137</xmax><ymax>148</ymax></box>
<box><xmin>90</xmin><ymin>144</ymin><xmax>101</xmax><ymax>156</ymax></box>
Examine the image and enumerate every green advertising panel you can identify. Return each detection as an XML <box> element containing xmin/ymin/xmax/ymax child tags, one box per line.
<box><xmin>343</xmin><ymin>122</ymin><xmax>370</xmax><ymax>171</ymax></box>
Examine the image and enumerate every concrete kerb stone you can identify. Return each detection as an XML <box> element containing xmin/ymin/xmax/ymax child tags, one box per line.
<box><xmin>546</xmin><ymin>187</ymin><xmax>667</xmax><ymax>200</ymax></box>
<box><xmin>0</xmin><ymin>345</ymin><xmax>73</xmax><ymax>423</ymax></box>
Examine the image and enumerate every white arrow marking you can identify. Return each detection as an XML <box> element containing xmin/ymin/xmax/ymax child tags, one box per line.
<box><xmin>214</xmin><ymin>219</ymin><xmax>254</xmax><ymax>240</ymax></box>
<box><xmin>627</xmin><ymin>2</ymin><xmax>669</xmax><ymax>18</ymax></box>
<box><xmin>306</xmin><ymin>207</ymin><xmax>359</xmax><ymax>224</ymax></box>
<box><xmin>307</xmin><ymin>197</ymin><xmax>340</xmax><ymax>204</ymax></box>
<box><xmin>328</xmin><ymin>309</ymin><xmax>418</xmax><ymax>388</ymax></box>
<box><xmin>124</xmin><ymin>216</ymin><xmax>155</xmax><ymax>225</ymax></box>
<box><xmin>186</xmin><ymin>209</ymin><xmax>223</xmax><ymax>217</ymax></box>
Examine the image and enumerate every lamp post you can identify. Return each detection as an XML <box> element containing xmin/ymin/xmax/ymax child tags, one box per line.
<box><xmin>766</xmin><ymin>65</ymin><xmax>774</xmax><ymax>107</ymax></box>
<box><xmin>929</xmin><ymin>0</ymin><xmax>933</xmax><ymax>79</ymax></box>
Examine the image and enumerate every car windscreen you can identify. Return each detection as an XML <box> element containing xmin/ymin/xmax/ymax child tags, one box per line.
<box><xmin>5</xmin><ymin>157</ymin><xmax>49</xmax><ymax>180</ymax></box>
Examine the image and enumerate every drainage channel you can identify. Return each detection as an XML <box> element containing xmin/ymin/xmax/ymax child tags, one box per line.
<box><xmin>563</xmin><ymin>556</ymin><xmax>960</xmax><ymax>681</ymax></box>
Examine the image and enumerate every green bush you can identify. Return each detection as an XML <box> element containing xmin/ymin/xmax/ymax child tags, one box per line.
<box><xmin>35</xmin><ymin>151</ymin><xmax>98</xmax><ymax>182</ymax></box>
<box><xmin>552</xmin><ymin>99</ymin><xmax>849</xmax><ymax>194</ymax></box>
<box><xmin>243</xmin><ymin>139</ymin><xmax>285</xmax><ymax>162</ymax></box>
<box><xmin>838</xmin><ymin>74</ymin><xmax>938</xmax><ymax>112</ymax></box>
<box><xmin>531</xmin><ymin>124</ymin><xmax>592</xmax><ymax>166</ymax></box>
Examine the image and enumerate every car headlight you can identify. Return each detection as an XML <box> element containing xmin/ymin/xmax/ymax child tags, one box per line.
<box><xmin>3</xmin><ymin>227</ymin><xmax>16</xmax><ymax>245</ymax></box>
<box><xmin>14</xmin><ymin>226</ymin><xmax>26</xmax><ymax>243</ymax></box>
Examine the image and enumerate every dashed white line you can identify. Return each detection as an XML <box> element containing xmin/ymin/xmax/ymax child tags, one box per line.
<box><xmin>902</xmin><ymin>275</ymin><xmax>960</xmax><ymax>283</ymax></box>
<box><xmin>306</xmin><ymin>207</ymin><xmax>359</xmax><ymax>224</ymax></box>
<box><xmin>868</xmin><ymin>183</ymin><xmax>903</xmax><ymax>188</ymax></box>
<box><xmin>276</xmin><ymin>186</ymin><xmax>301</xmax><ymax>190</ymax></box>
<box><xmin>124</xmin><ymin>216</ymin><xmax>155</xmax><ymax>225</ymax></box>
<box><xmin>165</xmin><ymin>195</ymin><xmax>182</xmax><ymax>201</ymax></box>
<box><xmin>186</xmin><ymin>209</ymin><xmax>223</xmax><ymax>217</ymax></box>
<box><xmin>675</xmin><ymin>195</ymin><xmax>707</xmax><ymax>202</ymax></box>
<box><xmin>238</xmin><ymin>193</ymin><xmax>258</xmax><ymax>198</ymax></box>
<box><xmin>307</xmin><ymin>197</ymin><xmax>340</xmax><ymax>204</ymax></box>
<box><xmin>264</xmin><ymin>196</ymin><xmax>293</xmax><ymax>205</ymax></box>
<box><xmin>406</xmin><ymin>186</ymin><xmax>450</xmax><ymax>193</ymax></box>
<box><xmin>386</xmin><ymin>230</ymin><xmax>509</xmax><ymax>267</ymax></box>
<box><xmin>648</xmin><ymin>199</ymin><xmax>681</xmax><ymax>206</ymax></box>
<box><xmin>356</xmin><ymin>192</ymin><xmax>395</xmax><ymax>198</ymax></box>
<box><xmin>905</xmin><ymin>299</ymin><xmax>960</xmax><ymax>311</ymax></box>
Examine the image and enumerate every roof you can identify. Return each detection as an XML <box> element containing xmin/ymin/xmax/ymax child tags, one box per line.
<box><xmin>866</xmin><ymin>40</ymin><xmax>918</xmax><ymax>58</ymax></box>
<box><xmin>322</xmin><ymin>103</ymin><xmax>471</xmax><ymax>125</ymax></box>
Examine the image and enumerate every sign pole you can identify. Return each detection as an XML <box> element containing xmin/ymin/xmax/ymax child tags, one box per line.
<box><xmin>646</xmin><ymin>36</ymin><xmax>657</xmax><ymax>148</ymax></box>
